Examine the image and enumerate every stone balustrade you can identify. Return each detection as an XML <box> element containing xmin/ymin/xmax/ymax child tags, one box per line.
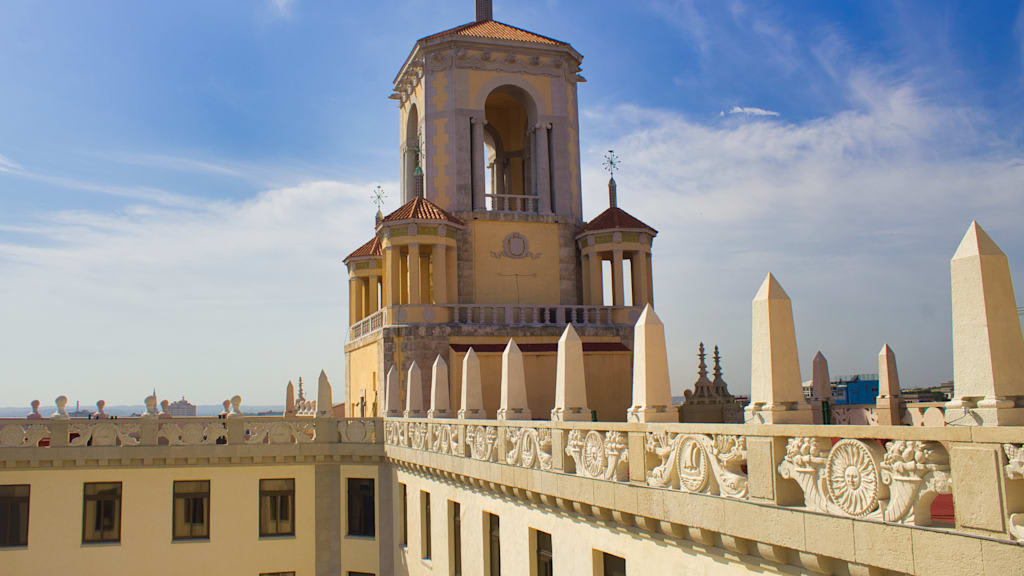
<box><xmin>0</xmin><ymin>416</ymin><xmax>380</xmax><ymax>450</ymax></box>
<box><xmin>384</xmin><ymin>416</ymin><xmax>1024</xmax><ymax>574</ymax></box>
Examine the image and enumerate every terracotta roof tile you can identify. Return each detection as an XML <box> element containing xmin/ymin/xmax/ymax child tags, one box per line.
<box><xmin>419</xmin><ymin>20</ymin><xmax>567</xmax><ymax>47</ymax></box>
<box><xmin>345</xmin><ymin>236</ymin><xmax>382</xmax><ymax>261</ymax></box>
<box><xmin>580</xmin><ymin>207</ymin><xmax>657</xmax><ymax>235</ymax></box>
<box><xmin>381</xmin><ymin>196</ymin><xmax>465</xmax><ymax>226</ymax></box>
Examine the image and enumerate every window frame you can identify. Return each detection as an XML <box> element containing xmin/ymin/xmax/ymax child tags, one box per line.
<box><xmin>532</xmin><ymin>528</ymin><xmax>553</xmax><ymax>576</ymax></box>
<box><xmin>485</xmin><ymin>512</ymin><xmax>500</xmax><ymax>576</ymax></box>
<box><xmin>82</xmin><ymin>482</ymin><xmax>122</xmax><ymax>544</ymax></box>
<box><xmin>172</xmin><ymin>480</ymin><xmax>210</xmax><ymax>541</ymax></box>
<box><xmin>258</xmin><ymin>478</ymin><xmax>296</xmax><ymax>538</ymax></box>
<box><xmin>420</xmin><ymin>490</ymin><xmax>431</xmax><ymax>560</ymax></box>
<box><xmin>449</xmin><ymin>500</ymin><xmax>462</xmax><ymax>576</ymax></box>
<box><xmin>346</xmin><ymin>477</ymin><xmax>376</xmax><ymax>538</ymax></box>
<box><xmin>399</xmin><ymin>483</ymin><xmax>408</xmax><ymax>547</ymax></box>
<box><xmin>0</xmin><ymin>484</ymin><xmax>30</xmax><ymax>548</ymax></box>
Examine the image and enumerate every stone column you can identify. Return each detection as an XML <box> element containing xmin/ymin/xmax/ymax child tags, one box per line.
<box><xmin>646</xmin><ymin>252</ymin><xmax>655</xmax><ymax>306</ymax></box>
<box><xmin>611</xmin><ymin>249</ymin><xmax>624</xmax><ymax>306</ymax></box>
<box><xmin>534</xmin><ymin>122</ymin><xmax>551</xmax><ymax>214</ymax></box>
<box><xmin>348</xmin><ymin>277</ymin><xmax>360</xmax><ymax>325</ymax></box>
<box><xmin>947</xmin><ymin>221</ymin><xmax>1024</xmax><ymax>425</ymax></box>
<box><xmin>458</xmin><ymin>348</ymin><xmax>486</xmax><ymax>419</ymax></box>
<box><xmin>446</xmin><ymin>246</ymin><xmax>458</xmax><ymax>303</ymax></box>
<box><xmin>580</xmin><ymin>246</ymin><xmax>591</xmax><ymax>306</ymax></box>
<box><xmin>432</xmin><ymin>243</ymin><xmax>447</xmax><ymax>305</ymax></box>
<box><xmin>631</xmin><ymin>251</ymin><xmax>649</xmax><ymax>306</ymax></box>
<box><xmin>551</xmin><ymin>324</ymin><xmax>591</xmax><ymax>421</ymax></box>
<box><xmin>589</xmin><ymin>252</ymin><xmax>603</xmax><ymax>305</ymax></box>
<box><xmin>404</xmin><ymin>361</ymin><xmax>425</xmax><ymax>418</ymax></box>
<box><xmin>386</xmin><ymin>245</ymin><xmax>401</xmax><ymax>307</ymax></box>
<box><xmin>626</xmin><ymin>305</ymin><xmax>676</xmax><ymax>422</ymax></box>
<box><xmin>408</xmin><ymin>243</ymin><xmax>422</xmax><ymax>305</ymax></box>
<box><xmin>427</xmin><ymin>355</ymin><xmax>451</xmax><ymax>418</ymax></box>
<box><xmin>746</xmin><ymin>273</ymin><xmax>812</xmax><ymax>424</ymax></box>
<box><xmin>497</xmin><ymin>339</ymin><xmax>531</xmax><ymax>420</ymax></box>
<box><xmin>472</xmin><ymin>118</ymin><xmax>486</xmax><ymax>211</ymax></box>
<box><xmin>876</xmin><ymin>344</ymin><xmax>903</xmax><ymax>426</ymax></box>
<box><xmin>356</xmin><ymin>277</ymin><xmax>367</xmax><ymax>320</ymax></box>
<box><xmin>367</xmin><ymin>274</ymin><xmax>380</xmax><ymax>313</ymax></box>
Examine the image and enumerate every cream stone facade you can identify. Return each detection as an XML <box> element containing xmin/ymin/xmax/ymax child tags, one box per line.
<box><xmin>3</xmin><ymin>3</ymin><xmax>1024</xmax><ymax>576</ymax></box>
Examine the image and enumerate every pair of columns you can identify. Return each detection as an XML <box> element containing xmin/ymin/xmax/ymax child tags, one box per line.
<box><xmin>471</xmin><ymin>117</ymin><xmax>551</xmax><ymax>213</ymax></box>
<box><xmin>583</xmin><ymin>249</ymin><xmax>652</xmax><ymax>307</ymax></box>
<box><xmin>382</xmin><ymin>304</ymin><xmax>677</xmax><ymax>423</ymax></box>
<box><xmin>349</xmin><ymin>275</ymin><xmax>381</xmax><ymax>324</ymax></box>
<box><xmin>383</xmin><ymin>243</ymin><xmax>453</xmax><ymax>307</ymax></box>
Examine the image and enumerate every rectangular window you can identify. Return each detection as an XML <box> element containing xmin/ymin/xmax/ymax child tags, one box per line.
<box><xmin>83</xmin><ymin>482</ymin><xmax>121</xmax><ymax>543</ymax></box>
<box><xmin>259</xmin><ymin>479</ymin><xmax>295</xmax><ymax>537</ymax></box>
<box><xmin>449</xmin><ymin>501</ymin><xmax>461</xmax><ymax>576</ymax></box>
<box><xmin>601</xmin><ymin>552</ymin><xmax>626</xmax><ymax>576</ymax></box>
<box><xmin>533</xmin><ymin>529</ymin><xmax>552</xmax><ymax>576</ymax></box>
<box><xmin>172</xmin><ymin>481</ymin><xmax>210</xmax><ymax>540</ymax></box>
<box><xmin>486</xmin><ymin>513</ymin><xmax>500</xmax><ymax>576</ymax></box>
<box><xmin>259</xmin><ymin>572</ymin><xmax>295</xmax><ymax>576</ymax></box>
<box><xmin>0</xmin><ymin>485</ymin><xmax>30</xmax><ymax>547</ymax></box>
<box><xmin>420</xmin><ymin>491</ymin><xmax>431</xmax><ymax>559</ymax></box>
<box><xmin>347</xmin><ymin>478</ymin><xmax>375</xmax><ymax>537</ymax></box>
<box><xmin>399</xmin><ymin>483</ymin><xmax>408</xmax><ymax>546</ymax></box>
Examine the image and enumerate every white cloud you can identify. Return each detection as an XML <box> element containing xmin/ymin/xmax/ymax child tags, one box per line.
<box><xmin>0</xmin><ymin>153</ymin><xmax>21</xmax><ymax>173</ymax></box>
<box><xmin>581</xmin><ymin>77</ymin><xmax>1024</xmax><ymax>397</ymax></box>
<box><xmin>269</xmin><ymin>0</ymin><xmax>295</xmax><ymax>18</ymax></box>
<box><xmin>0</xmin><ymin>179</ymin><xmax>395</xmax><ymax>407</ymax></box>
<box><xmin>727</xmin><ymin>105</ymin><xmax>781</xmax><ymax>117</ymax></box>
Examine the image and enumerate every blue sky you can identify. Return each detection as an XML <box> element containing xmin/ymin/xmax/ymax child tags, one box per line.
<box><xmin>1</xmin><ymin>0</ymin><xmax>1023</xmax><ymax>407</ymax></box>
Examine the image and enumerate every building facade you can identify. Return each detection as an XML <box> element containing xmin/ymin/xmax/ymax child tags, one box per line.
<box><xmin>3</xmin><ymin>3</ymin><xmax>1024</xmax><ymax>576</ymax></box>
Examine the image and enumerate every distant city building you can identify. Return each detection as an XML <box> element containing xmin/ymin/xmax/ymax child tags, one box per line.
<box><xmin>802</xmin><ymin>374</ymin><xmax>877</xmax><ymax>405</ymax></box>
<box><xmin>166</xmin><ymin>397</ymin><xmax>197</xmax><ymax>417</ymax></box>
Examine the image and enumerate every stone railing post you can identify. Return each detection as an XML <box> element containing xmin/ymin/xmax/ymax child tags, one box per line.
<box><xmin>48</xmin><ymin>419</ymin><xmax>69</xmax><ymax>447</ymax></box>
<box><xmin>746</xmin><ymin>434</ymin><xmax>804</xmax><ymax>507</ymax></box>
<box><xmin>140</xmin><ymin>417</ymin><xmax>159</xmax><ymax>446</ymax></box>
<box><xmin>627</xmin><ymin>430</ymin><xmax>648</xmax><ymax>483</ymax></box>
<box><xmin>226</xmin><ymin>416</ymin><xmax>245</xmax><ymax>444</ymax></box>
<box><xmin>949</xmin><ymin>440</ymin><xmax>1018</xmax><ymax>539</ymax></box>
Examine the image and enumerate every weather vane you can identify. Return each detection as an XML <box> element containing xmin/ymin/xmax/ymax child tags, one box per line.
<box><xmin>371</xmin><ymin>185</ymin><xmax>388</xmax><ymax>211</ymax></box>
<box><xmin>602</xmin><ymin>149</ymin><xmax>620</xmax><ymax>178</ymax></box>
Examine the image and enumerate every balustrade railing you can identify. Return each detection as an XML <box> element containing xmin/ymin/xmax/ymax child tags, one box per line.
<box><xmin>0</xmin><ymin>416</ymin><xmax>379</xmax><ymax>448</ymax></box>
<box><xmin>349</xmin><ymin>308</ymin><xmax>385</xmax><ymax>340</ymax></box>
<box><xmin>485</xmin><ymin>193</ymin><xmax>539</xmax><ymax>213</ymax></box>
<box><xmin>383</xmin><ymin>417</ymin><xmax>1024</xmax><ymax>542</ymax></box>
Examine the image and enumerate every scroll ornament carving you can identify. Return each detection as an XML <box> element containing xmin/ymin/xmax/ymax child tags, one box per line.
<box><xmin>429</xmin><ymin>423</ymin><xmax>459</xmax><ymax>455</ymax></box>
<box><xmin>778</xmin><ymin>437</ymin><xmax>951</xmax><ymax>524</ymax></box>
<box><xmin>245</xmin><ymin>421</ymin><xmax>315</xmax><ymax>445</ymax></box>
<box><xmin>506</xmin><ymin>427</ymin><xmax>553</xmax><ymax>471</ymax></box>
<box><xmin>645</xmin><ymin>433</ymin><xmax>748</xmax><ymax>499</ymax></box>
<box><xmin>69</xmin><ymin>422</ymin><xmax>140</xmax><ymax>447</ymax></box>
<box><xmin>158</xmin><ymin>422</ymin><xmax>223</xmax><ymax>445</ymax></box>
<box><xmin>383</xmin><ymin>421</ymin><xmax>404</xmax><ymax>446</ymax></box>
<box><xmin>566</xmin><ymin>430</ymin><xmax>628</xmax><ymax>481</ymax></box>
<box><xmin>1002</xmin><ymin>444</ymin><xmax>1024</xmax><ymax>541</ymax></box>
<box><xmin>0</xmin><ymin>423</ymin><xmax>51</xmax><ymax>447</ymax></box>
<box><xmin>409</xmin><ymin>422</ymin><xmax>429</xmax><ymax>450</ymax></box>
<box><xmin>468</xmin><ymin>424</ymin><xmax>499</xmax><ymax>462</ymax></box>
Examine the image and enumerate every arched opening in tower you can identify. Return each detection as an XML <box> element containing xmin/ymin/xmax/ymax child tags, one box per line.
<box><xmin>404</xmin><ymin>103</ymin><xmax>421</xmax><ymax>201</ymax></box>
<box><xmin>484</xmin><ymin>85</ymin><xmax>537</xmax><ymax>212</ymax></box>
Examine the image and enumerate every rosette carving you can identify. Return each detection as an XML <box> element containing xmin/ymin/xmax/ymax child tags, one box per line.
<box><xmin>566</xmin><ymin>429</ymin><xmax>628</xmax><ymax>481</ymax></box>
<box><xmin>779</xmin><ymin>437</ymin><xmax>951</xmax><ymax>525</ymax></box>
<box><xmin>646</xmin><ymin>433</ymin><xmax>748</xmax><ymax>499</ymax></box>
<box><xmin>506</xmin><ymin>427</ymin><xmax>552</xmax><ymax>471</ymax></box>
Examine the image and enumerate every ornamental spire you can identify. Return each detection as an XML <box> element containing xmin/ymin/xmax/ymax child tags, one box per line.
<box><xmin>603</xmin><ymin>150</ymin><xmax>620</xmax><ymax>208</ymax></box>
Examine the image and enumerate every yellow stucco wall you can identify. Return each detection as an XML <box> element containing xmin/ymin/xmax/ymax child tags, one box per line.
<box><xmin>447</xmin><ymin>337</ymin><xmax>632</xmax><ymax>422</ymax></box>
<box><xmin>467</xmin><ymin>68</ymin><xmax>552</xmax><ymax>116</ymax></box>
<box><xmin>471</xmin><ymin>220</ymin><xmax>561</xmax><ymax>305</ymax></box>
<box><xmin>392</xmin><ymin>469</ymin><xmax>768</xmax><ymax>576</ymax></box>
<box><xmin>348</xmin><ymin>339</ymin><xmax>382</xmax><ymax>417</ymax></box>
<box><xmin>340</xmin><ymin>463</ymin><xmax>383</xmax><ymax>576</ymax></box>
<box><xmin>0</xmin><ymin>464</ymin><xmax>317</xmax><ymax>576</ymax></box>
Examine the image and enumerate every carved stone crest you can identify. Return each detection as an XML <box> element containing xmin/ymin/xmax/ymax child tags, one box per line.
<box><xmin>491</xmin><ymin>232</ymin><xmax>541</xmax><ymax>259</ymax></box>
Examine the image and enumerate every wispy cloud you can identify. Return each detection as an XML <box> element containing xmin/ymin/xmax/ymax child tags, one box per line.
<box><xmin>0</xmin><ymin>154</ymin><xmax>21</xmax><ymax>173</ymax></box>
<box><xmin>269</xmin><ymin>0</ymin><xmax>296</xmax><ymax>18</ymax></box>
<box><xmin>581</xmin><ymin>74</ymin><xmax>1023</xmax><ymax>396</ymax></box>
<box><xmin>0</xmin><ymin>178</ymin><xmax>396</xmax><ymax>406</ymax></box>
<box><xmin>725</xmin><ymin>105</ymin><xmax>780</xmax><ymax>117</ymax></box>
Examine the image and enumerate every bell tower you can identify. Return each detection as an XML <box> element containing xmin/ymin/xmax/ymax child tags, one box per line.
<box><xmin>391</xmin><ymin>1</ymin><xmax>585</xmax><ymax>219</ymax></box>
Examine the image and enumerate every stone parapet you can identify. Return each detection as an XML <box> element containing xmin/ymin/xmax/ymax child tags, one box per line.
<box><xmin>383</xmin><ymin>416</ymin><xmax>1024</xmax><ymax>575</ymax></box>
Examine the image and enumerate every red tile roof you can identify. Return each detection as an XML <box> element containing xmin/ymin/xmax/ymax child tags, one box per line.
<box><xmin>419</xmin><ymin>20</ymin><xmax>567</xmax><ymax>47</ymax></box>
<box><xmin>580</xmin><ymin>207</ymin><xmax>657</xmax><ymax>234</ymax></box>
<box><xmin>381</xmin><ymin>196</ymin><xmax>465</xmax><ymax>226</ymax></box>
<box><xmin>345</xmin><ymin>236</ymin><xmax>382</xmax><ymax>261</ymax></box>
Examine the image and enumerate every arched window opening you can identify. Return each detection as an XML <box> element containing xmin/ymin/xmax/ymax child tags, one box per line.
<box><xmin>404</xmin><ymin>104</ymin><xmax>421</xmax><ymax>202</ymax></box>
<box><xmin>484</xmin><ymin>85</ymin><xmax>537</xmax><ymax>213</ymax></box>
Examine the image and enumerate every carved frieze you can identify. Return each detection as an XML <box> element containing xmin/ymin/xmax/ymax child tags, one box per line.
<box><xmin>566</xmin><ymin>429</ymin><xmax>628</xmax><ymax>481</ymax></box>
<box><xmin>506</xmin><ymin>427</ymin><xmax>553</xmax><ymax>470</ymax></box>
<box><xmin>646</xmin><ymin>433</ymin><xmax>748</xmax><ymax>499</ymax></box>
